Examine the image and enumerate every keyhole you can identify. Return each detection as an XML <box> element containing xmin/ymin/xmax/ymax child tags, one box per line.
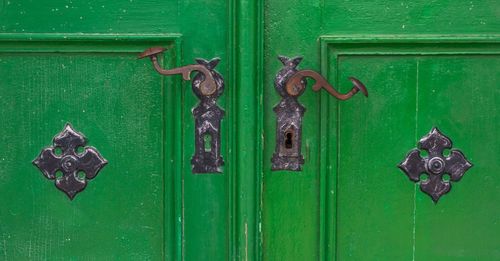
<box><xmin>204</xmin><ymin>134</ymin><xmax>212</xmax><ymax>152</ymax></box>
<box><xmin>285</xmin><ymin>132</ymin><xmax>293</xmax><ymax>149</ymax></box>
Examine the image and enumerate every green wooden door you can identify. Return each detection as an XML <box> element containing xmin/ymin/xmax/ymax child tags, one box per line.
<box><xmin>0</xmin><ymin>1</ymin><xmax>235</xmax><ymax>260</ymax></box>
<box><xmin>1</xmin><ymin>0</ymin><xmax>499</xmax><ymax>261</ymax></box>
<box><xmin>262</xmin><ymin>1</ymin><xmax>500</xmax><ymax>260</ymax></box>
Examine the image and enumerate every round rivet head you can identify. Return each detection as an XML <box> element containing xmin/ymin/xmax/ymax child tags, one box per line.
<box><xmin>285</xmin><ymin>80</ymin><xmax>306</xmax><ymax>97</ymax></box>
<box><xmin>61</xmin><ymin>155</ymin><xmax>78</xmax><ymax>172</ymax></box>
<box><xmin>427</xmin><ymin>157</ymin><xmax>445</xmax><ymax>174</ymax></box>
<box><xmin>199</xmin><ymin>80</ymin><xmax>217</xmax><ymax>96</ymax></box>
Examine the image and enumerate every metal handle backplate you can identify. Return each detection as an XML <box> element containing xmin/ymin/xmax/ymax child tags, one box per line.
<box><xmin>139</xmin><ymin>47</ymin><xmax>225</xmax><ymax>173</ymax></box>
<box><xmin>271</xmin><ymin>55</ymin><xmax>368</xmax><ymax>171</ymax></box>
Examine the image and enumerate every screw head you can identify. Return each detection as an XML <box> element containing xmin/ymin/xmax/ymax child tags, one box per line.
<box><xmin>199</xmin><ymin>80</ymin><xmax>217</xmax><ymax>96</ymax></box>
<box><xmin>286</xmin><ymin>81</ymin><xmax>306</xmax><ymax>97</ymax></box>
<box><xmin>61</xmin><ymin>155</ymin><xmax>78</xmax><ymax>172</ymax></box>
<box><xmin>427</xmin><ymin>157</ymin><xmax>445</xmax><ymax>174</ymax></box>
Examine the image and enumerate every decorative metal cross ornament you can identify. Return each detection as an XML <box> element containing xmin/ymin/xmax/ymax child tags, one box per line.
<box><xmin>33</xmin><ymin>124</ymin><xmax>107</xmax><ymax>200</ymax></box>
<box><xmin>271</xmin><ymin>55</ymin><xmax>368</xmax><ymax>171</ymax></box>
<box><xmin>398</xmin><ymin>127</ymin><xmax>473</xmax><ymax>203</ymax></box>
<box><xmin>139</xmin><ymin>47</ymin><xmax>224</xmax><ymax>173</ymax></box>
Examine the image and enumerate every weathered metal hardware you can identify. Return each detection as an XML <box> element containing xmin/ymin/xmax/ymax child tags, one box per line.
<box><xmin>139</xmin><ymin>47</ymin><xmax>224</xmax><ymax>173</ymax></box>
<box><xmin>398</xmin><ymin>127</ymin><xmax>473</xmax><ymax>203</ymax></box>
<box><xmin>271</xmin><ymin>55</ymin><xmax>368</xmax><ymax>171</ymax></box>
<box><xmin>33</xmin><ymin>124</ymin><xmax>107</xmax><ymax>200</ymax></box>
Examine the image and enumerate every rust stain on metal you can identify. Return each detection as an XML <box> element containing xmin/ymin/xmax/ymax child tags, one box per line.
<box><xmin>286</xmin><ymin>70</ymin><xmax>368</xmax><ymax>100</ymax></box>
<box><xmin>139</xmin><ymin>47</ymin><xmax>225</xmax><ymax>173</ymax></box>
<box><xmin>138</xmin><ymin>46</ymin><xmax>217</xmax><ymax>96</ymax></box>
<box><xmin>272</xmin><ymin>55</ymin><xmax>368</xmax><ymax>171</ymax></box>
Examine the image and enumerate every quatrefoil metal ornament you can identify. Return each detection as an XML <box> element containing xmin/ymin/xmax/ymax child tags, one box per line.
<box><xmin>398</xmin><ymin>127</ymin><xmax>473</xmax><ymax>203</ymax></box>
<box><xmin>33</xmin><ymin>124</ymin><xmax>107</xmax><ymax>200</ymax></box>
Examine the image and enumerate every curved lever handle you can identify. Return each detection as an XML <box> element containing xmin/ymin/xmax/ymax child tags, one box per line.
<box><xmin>285</xmin><ymin>69</ymin><xmax>368</xmax><ymax>100</ymax></box>
<box><xmin>138</xmin><ymin>47</ymin><xmax>218</xmax><ymax>96</ymax></box>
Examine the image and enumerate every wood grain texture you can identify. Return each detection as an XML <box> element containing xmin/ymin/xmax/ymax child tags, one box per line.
<box><xmin>0</xmin><ymin>0</ymin><xmax>499</xmax><ymax>260</ymax></box>
<box><xmin>323</xmin><ymin>37</ymin><xmax>500</xmax><ymax>260</ymax></box>
<box><xmin>263</xmin><ymin>0</ymin><xmax>499</xmax><ymax>259</ymax></box>
<box><xmin>0</xmin><ymin>0</ymin><xmax>245</xmax><ymax>260</ymax></box>
<box><xmin>0</xmin><ymin>35</ymin><xmax>178</xmax><ymax>260</ymax></box>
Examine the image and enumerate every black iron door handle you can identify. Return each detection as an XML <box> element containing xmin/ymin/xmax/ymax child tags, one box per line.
<box><xmin>139</xmin><ymin>47</ymin><xmax>225</xmax><ymax>174</ymax></box>
<box><xmin>271</xmin><ymin>56</ymin><xmax>368</xmax><ymax>171</ymax></box>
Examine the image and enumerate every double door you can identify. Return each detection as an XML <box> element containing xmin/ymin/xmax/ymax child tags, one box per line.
<box><xmin>0</xmin><ymin>0</ymin><xmax>499</xmax><ymax>260</ymax></box>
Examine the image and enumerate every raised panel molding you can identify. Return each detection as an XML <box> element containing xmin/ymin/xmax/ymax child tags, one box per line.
<box><xmin>318</xmin><ymin>35</ymin><xmax>500</xmax><ymax>260</ymax></box>
<box><xmin>0</xmin><ymin>33</ymin><xmax>182</xmax><ymax>259</ymax></box>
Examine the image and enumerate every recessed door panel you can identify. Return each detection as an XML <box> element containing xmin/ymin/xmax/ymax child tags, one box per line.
<box><xmin>334</xmin><ymin>40</ymin><xmax>500</xmax><ymax>260</ymax></box>
<box><xmin>0</xmin><ymin>37</ymin><xmax>177</xmax><ymax>259</ymax></box>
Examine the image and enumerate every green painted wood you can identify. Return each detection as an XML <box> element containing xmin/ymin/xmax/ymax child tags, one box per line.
<box><xmin>0</xmin><ymin>0</ymin><xmax>260</xmax><ymax>258</ymax></box>
<box><xmin>263</xmin><ymin>35</ymin><xmax>500</xmax><ymax>260</ymax></box>
<box><xmin>231</xmin><ymin>0</ymin><xmax>264</xmax><ymax>260</ymax></box>
<box><xmin>336</xmin><ymin>55</ymin><xmax>417</xmax><ymax>260</ymax></box>
<box><xmin>1</xmin><ymin>0</ymin><xmax>499</xmax><ymax>260</ymax></box>
<box><xmin>263</xmin><ymin>0</ymin><xmax>499</xmax><ymax>259</ymax></box>
<box><xmin>323</xmin><ymin>37</ymin><xmax>500</xmax><ymax>260</ymax></box>
<box><xmin>414</xmin><ymin>56</ymin><xmax>500</xmax><ymax>260</ymax></box>
<box><xmin>0</xmin><ymin>0</ymin><xmax>240</xmax><ymax>259</ymax></box>
<box><xmin>0</xmin><ymin>36</ymin><xmax>179</xmax><ymax>260</ymax></box>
